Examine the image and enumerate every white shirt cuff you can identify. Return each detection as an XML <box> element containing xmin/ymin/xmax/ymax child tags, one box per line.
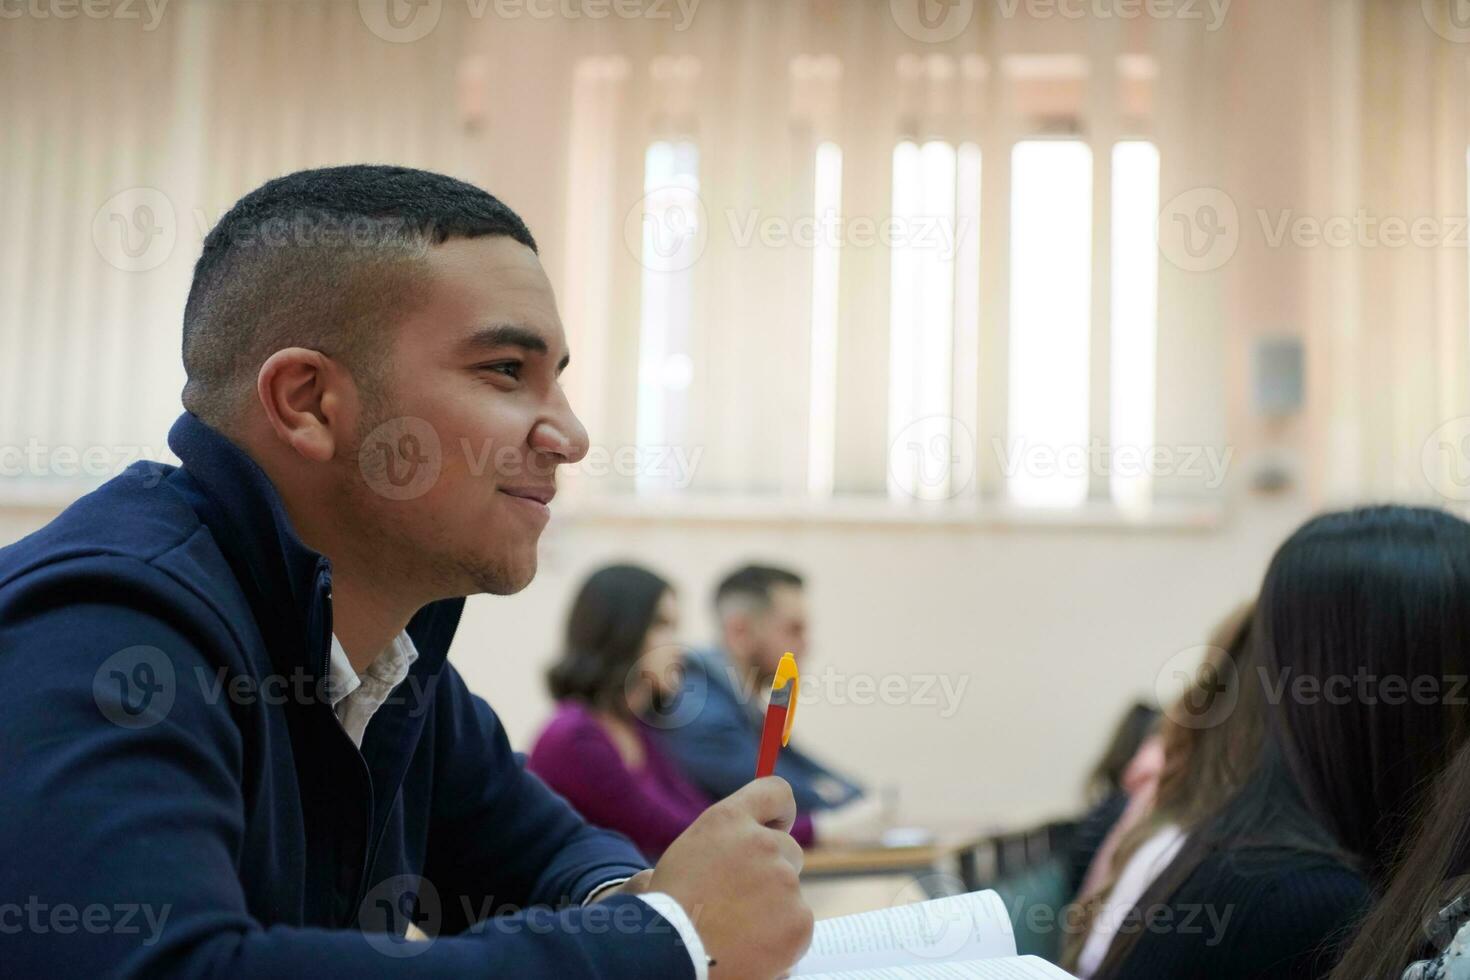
<box><xmin>636</xmin><ymin>892</ymin><xmax>710</xmax><ymax>980</ymax></box>
<box><xmin>582</xmin><ymin>876</ymin><xmax>632</xmax><ymax>906</ymax></box>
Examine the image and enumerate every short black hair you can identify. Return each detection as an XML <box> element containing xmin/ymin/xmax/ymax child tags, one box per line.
<box><xmin>714</xmin><ymin>564</ymin><xmax>804</xmax><ymax>617</ymax></box>
<box><xmin>181</xmin><ymin>164</ymin><xmax>537</xmax><ymax>427</ymax></box>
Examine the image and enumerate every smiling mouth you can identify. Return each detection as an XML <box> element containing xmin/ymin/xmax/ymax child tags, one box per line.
<box><xmin>498</xmin><ymin>486</ymin><xmax>556</xmax><ymax>507</ymax></box>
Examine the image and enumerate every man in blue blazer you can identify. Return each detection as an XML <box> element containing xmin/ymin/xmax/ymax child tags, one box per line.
<box><xmin>653</xmin><ymin>566</ymin><xmax>868</xmax><ymax>824</ymax></box>
<box><xmin>0</xmin><ymin>166</ymin><xmax>812</xmax><ymax>979</ymax></box>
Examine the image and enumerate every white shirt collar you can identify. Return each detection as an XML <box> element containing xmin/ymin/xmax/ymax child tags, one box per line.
<box><xmin>326</xmin><ymin>633</ymin><xmax>363</xmax><ymax>707</ymax></box>
<box><xmin>326</xmin><ymin>630</ymin><xmax>419</xmax><ymax>747</ymax></box>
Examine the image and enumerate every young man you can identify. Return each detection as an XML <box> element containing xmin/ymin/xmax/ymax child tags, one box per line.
<box><xmin>0</xmin><ymin>166</ymin><xmax>811</xmax><ymax>978</ymax></box>
<box><xmin>653</xmin><ymin>566</ymin><xmax>872</xmax><ymax>833</ymax></box>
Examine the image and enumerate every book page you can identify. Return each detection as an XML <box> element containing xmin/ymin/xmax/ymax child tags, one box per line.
<box><xmin>793</xmin><ymin>955</ymin><xmax>1078</xmax><ymax>980</ymax></box>
<box><xmin>790</xmin><ymin>891</ymin><xmax>1016</xmax><ymax>976</ymax></box>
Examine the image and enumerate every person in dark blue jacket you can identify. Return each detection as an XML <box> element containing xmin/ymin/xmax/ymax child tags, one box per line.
<box><xmin>652</xmin><ymin>566</ymin><xmax>877</xmax><ymax>842</ymax></box>
<box><xmin>0</xmin><ymin>165</ymin><xmax>813</xmax><ymax>979</ymax></box>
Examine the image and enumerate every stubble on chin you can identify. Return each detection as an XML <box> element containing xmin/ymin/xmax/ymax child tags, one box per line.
<box><xmin>456</xmin><ymin>551</ymin><xmax>537</xmax><ymax>598</ymax></box>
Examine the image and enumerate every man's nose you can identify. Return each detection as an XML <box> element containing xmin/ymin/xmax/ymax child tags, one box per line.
<box><xmin>531</xmin><ymin>390</ymin><xmax>590</xmax><ymax>465</ymax></box>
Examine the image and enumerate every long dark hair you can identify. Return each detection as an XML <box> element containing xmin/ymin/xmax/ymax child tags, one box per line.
<box><xmin>546</xmin><ymin>564</ymin><xmax>673</xmax><ymax>716</ymax></box>
<box><xmin>1261</xmin><ymin>507</ymin><xmax>1470</xmax><ymax>874</ymax></box>
<box><xmin>1330</xmin><ymin>726</ymin><xmax>1470</xmax><ymax>978</ymax></box>
<box><xmin>1095</xmin><ymin>506</ymin><xmax>1470</xmax><ymax>978</ymax></box>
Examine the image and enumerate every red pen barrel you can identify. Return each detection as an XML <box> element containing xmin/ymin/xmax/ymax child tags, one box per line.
<box><xmin>755</xmin><ymin>703</ymin><xmax>788</xmax><ymax>778</ymax></box>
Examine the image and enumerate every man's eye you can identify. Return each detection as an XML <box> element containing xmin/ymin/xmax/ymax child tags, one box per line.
<box><xmin>480</xmin><ymin>361</ymin><xmax>522</xmax><ymax>380</ymax></box>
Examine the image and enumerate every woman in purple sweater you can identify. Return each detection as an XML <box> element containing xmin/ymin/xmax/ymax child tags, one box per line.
<box><xmin>528</xmin><ymin>564</ymin><xmax>815</xmax><ymax>860</ymax></box>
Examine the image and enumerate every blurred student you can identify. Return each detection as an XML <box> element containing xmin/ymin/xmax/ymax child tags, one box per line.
<box><xmin>1091</xmin><ymin>507</ymin><xmax>1470</xmax><ymax>979</ymax></box>
<box><xmin>1063</xmin><ymin>701</ymin><xmax>1163</xmax><ymax>899</ymax></box>
<box><xmin>652</xmin><ymin>564</ymin><xmax>885</xmax><ymax>842</ymax></box>
<box><xmin>530</xmin><ymin>564</ymin><xmax>815</xmax><ymax>858</ymax></box>
<box><xmin>1087</xmin><ymin>703</ymin><xmax>1163</xmax><ymax>805</ymax></box>
<box><xmin>1071</xmin><ymin>734</ymin><xmax>1165</xmax><ymax>904</ymax></box>
<box><xmin>1329</xmin><ymin>735</ymin><xmax>1470</xmax><ymax>979</ymax></box>
<box><xmin>1065</xmin><ymin>602</ymin><xmax>1256</xmax><ymax>977</ymax></box>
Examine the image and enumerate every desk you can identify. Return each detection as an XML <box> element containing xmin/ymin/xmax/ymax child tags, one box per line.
<box><xmin>800</xmin><ymin>821</ymin><xmax>1076</xmax><ymax>899</ymax></box>
<box><xmin>800</xmin><ymin>834</ymin><xmax>991</xmax><ymax>898</ymax></box>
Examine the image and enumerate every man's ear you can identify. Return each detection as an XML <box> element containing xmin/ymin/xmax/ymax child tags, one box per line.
<box><xmin>256</xmin><ymin>347</ymin><xmax>353</xmax><ymax>463</ymax></box>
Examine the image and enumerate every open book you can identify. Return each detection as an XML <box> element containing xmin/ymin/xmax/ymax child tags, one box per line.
<box><xmin>790</xmin><ymin>890</ymin><xmax>1078</xmax><ymax>979</ymax></box>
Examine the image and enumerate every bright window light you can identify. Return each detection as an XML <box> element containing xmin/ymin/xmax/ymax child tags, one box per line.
<box><xmin>808</xmin><ymin>141</ymin><xmax>843</xmax><ymax>498</ymax></box>
<box><xmin>1007</xmin><ymin>140</ymin><xmax>1092</xmax><ymax>507</ymax></box>
<box><xmin>1110</xmin><ymin>140</ymin><xmax>1160</xmax><ymax>513</ymax></box>
<box><xmin>889</xmin><ymin>140</ymin><xmax>959</xmax><ymax>501</ymax></box>
<box><xmin>951</xmin><ymin>141</ymin><xmax>982</xmax><ymax>492</ymax></box>
<box><xmin>636</xmin><ymin>140</ymin><xmax>699</xmax><ymax>493</ymax></box>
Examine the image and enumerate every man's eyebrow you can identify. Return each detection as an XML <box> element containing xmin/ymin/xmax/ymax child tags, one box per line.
<box><xmin>460</xmin><ymin>323</ymin><xmax>571</xmax><ymax>372</ymax></box>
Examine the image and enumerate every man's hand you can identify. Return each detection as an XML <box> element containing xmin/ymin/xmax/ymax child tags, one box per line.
<box><xmin>650</xmin><ymin>777</ymin><xmax>814</xmax><ymax>979</ymax></box>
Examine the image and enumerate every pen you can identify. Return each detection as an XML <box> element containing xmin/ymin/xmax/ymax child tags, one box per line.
<box><xmin>755</xmin><ymin>652</ymin><xmax>799</xmax><ymax>779</ymax></box>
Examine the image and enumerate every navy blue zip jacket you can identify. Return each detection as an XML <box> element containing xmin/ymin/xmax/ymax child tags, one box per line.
<box><xmin>0</xmin><ymin>412</ymin><xmax>696</xmax><ymax>978</ymax></box>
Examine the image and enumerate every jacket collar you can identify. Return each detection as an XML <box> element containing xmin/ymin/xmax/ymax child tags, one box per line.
<box><xmin>167</xmin><ymin>411</ymin><xmax>463</xmax><ymax>681</ymax></box>
<box><xmin>694</xmin><ymin>646</ymin><xmax>767</xmax><ymax>721</ymax></box>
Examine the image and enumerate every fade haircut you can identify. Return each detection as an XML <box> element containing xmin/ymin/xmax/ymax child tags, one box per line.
<box><xmin>181</xmin><ymin>164</ymin><xmax>537</xmax><ymax>429</ymax></box>
<box><xmin>714</xmin><ymin>564</ymin><xmax>804</xmax><ymax>621</ymax></box>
